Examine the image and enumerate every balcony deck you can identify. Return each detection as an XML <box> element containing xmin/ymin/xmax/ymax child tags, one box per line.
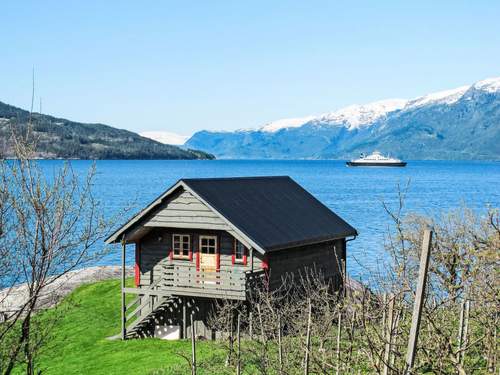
<box><xmin>123</xmin><ymin>263</ymin><xmax>265</xmax><ymax>301</ymax></box>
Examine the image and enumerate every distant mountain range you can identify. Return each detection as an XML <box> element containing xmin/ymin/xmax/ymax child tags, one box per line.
<box><xmin>185</xmin><ymin>77</ymin><xmax>500</xmax><ymax>160</ymax></box>
<box><xmin>0</xmin><ymin>101</ymin><xmax>213</xmax><ymax>160</ymax></box>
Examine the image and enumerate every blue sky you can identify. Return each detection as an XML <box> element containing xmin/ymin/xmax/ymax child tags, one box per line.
<box><xmin>1</xmin><ymin>1</ymin><xmax>499</xmax><ymax>135</ymax></box>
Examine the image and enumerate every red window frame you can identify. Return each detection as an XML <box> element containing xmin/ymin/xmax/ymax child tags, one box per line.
<box><xmin>216</xmin><ymin>235</ymin><xmax>221</xmax><ymax>272</ymax></box>
<box><xmin>261</xmin><ymin>255</ymin><xmax>270</xmax><ymax>289</ymax></box>
<box><xmin>171</xmin><ymin>234</ymin><xmax>192</xmax><ymax>260</ymax></box>
<box><xmin>232</xmin><ymin>239</ymin><xmax>248</xmax><ymax>265</ymax></box>
<box><xmin>196</xmin><ymin>244</ymin><xmax>200</xmax><ymax>271</ymax></box>
<box><xmin>262</xmin><ymin>255</ymin><xmax>269</xmax><ymax>271</ymax></box>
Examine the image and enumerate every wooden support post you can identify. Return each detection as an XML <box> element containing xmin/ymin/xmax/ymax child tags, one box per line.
<box><xmin>191</xmin><ymin>314</ymin><xmax>196</xmax><ymax>375</ymax></box>
<box><xmin>226</xmin><ymin>313</ymin><xmax>234</xmax><ymax>367</ymax></box>
<box><xmin>250</xmin><ymin>247</ymin><xmax>254</xmax><ymax>271</ymax></box>
<box><xmin>488</xmin><ymin>312</ymin><xmax>497</xmax><ymax>373</ymax></box>
<box><xmin>347</xmin><ymin>310</ymin><xmax>356</xmax><ymax>365</ymax></box>
<box><xmin>458</xmin><ymin>300</ymin><xmax>470</xmax><ymax>367</ymax></box>
<box><xmin>389</xmin><ymin>309</ymin><xmax>400</xmax><ymax>371</ymax></box>
<box><xmin>457</xmin><ymin>300</ymin><xmax>466</xmax><ymax>365</ymax></box>
<box><xmin>405</xmin><ymin>229</ymin><xmax>433</xmax><ymax>373</ymax></box>
<box><xmin>121</xmin><ymin>238</ymin><xmax>127</xmax><ymax>340</ymax></box>
<box><xmin>182</xmin><ymin>298</ymin><xmax>187</xmax><ymax>339</ymax></box>
<box><xmin>377</xmin><ymin>293</ymin><xmax>387</xmax><ymax>369</ymax></box>
<box><xmin>304</xmin><ymin>299</ymin><xmax>312</xmax><ymax>375</ymax></box>
<box><xmin>381</xmin><ymin>293</ymin><xmax>387</xmax><ymax>335</ymax></box>
<box><xmin>336</xmin><ymin>309</ymin><xmax>342</xmax><ymax>375</ymax></box>
<box><xmin>257</xmin><ymin>304</ymin><xmax>265</xmax><ymax>344</ymax></box>
<box><xmin>383</xmin><ymin>295</ymin><xmax>395</xmax><ymax>375</ymax></box>
<box><xmin>341</xmin><ymin>258</ymin><xmax>347</xmax><ymax>297</ymax></box>
<box><xmin>236</xmin><ymin>313</ymin><xmax>241</xmax><ymax>375</ymax></box>
<box><xmin>249</xmin><ymin>311</ymin><xmax>253</xmax><ymax>340</ymax></box>
<box><xmin>278</xmin><ymin>314</ymin><xmax>283</xmax><ymax>375</ymax></box>
<box><xmin>256</xmin><ymin>304</ymin><xmax>267</xmax><ymax>371</ymax></box>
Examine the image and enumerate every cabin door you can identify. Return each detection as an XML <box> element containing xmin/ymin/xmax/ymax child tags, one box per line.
<box><xmin>199</xmin><ymin>236</ymin><xmax>218</xmax><ymax>275</ymax></box>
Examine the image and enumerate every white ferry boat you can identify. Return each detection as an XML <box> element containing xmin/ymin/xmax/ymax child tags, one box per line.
<box><xmin>346</xmin><ymin>151</ymin><xmax>407</xmax><ymax>167</ymax></box>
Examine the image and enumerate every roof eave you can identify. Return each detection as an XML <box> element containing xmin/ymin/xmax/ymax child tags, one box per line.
<box><xmin>104</xmin><ymin>180</ymin><xmax>186</xmax><ymax>244</ymax></box>
<box><xmin>104</xmin><ymin>180</ymin><xmax>268</xmax><ymax>255</ymax></box>
<box><xmin>264</xmin><ymin>230</ymin><xmax>358</xmax><ymax>253</ymax></box>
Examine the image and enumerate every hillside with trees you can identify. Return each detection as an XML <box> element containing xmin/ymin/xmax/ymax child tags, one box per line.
<box><xmin>0</xmin><ymin>101</ymin><xmax>214</xmax><ymax>160</ymax></box>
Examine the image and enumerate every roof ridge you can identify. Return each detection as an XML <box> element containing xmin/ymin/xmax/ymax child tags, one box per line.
<box><xmin>181</xmin><ymin>175</ymin><xmax>291</xmax><ymax>182</ymax></box>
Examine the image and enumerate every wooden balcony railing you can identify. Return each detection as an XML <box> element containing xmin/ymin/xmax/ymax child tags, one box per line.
<box><xmin>123</xmin><ymin>264</ymin><xmax>266</xmax><ymax>301</ymax></box>
<box><xmin>159</xmin><ymin>263</ymin><xmax>265</xmax><ymax>300</ymax></box>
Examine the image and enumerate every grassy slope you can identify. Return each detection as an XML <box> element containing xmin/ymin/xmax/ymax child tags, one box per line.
<box><xmin>25</xmin><ymin>279</ymin><xmax>479</xmax><ymax>374</ymax></box>
<box><xmin>26</xmin><ymin>280</ymin><xmax>364</xmax><ymax>375</ymax></box>
<box><xmin>33</xmin><ymin>279</ymin><xmax>224</xmax><ymax>375</ymax></box>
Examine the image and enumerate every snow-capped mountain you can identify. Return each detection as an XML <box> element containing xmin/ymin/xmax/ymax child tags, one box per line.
<box><xmin>140</xmin><ymin>131</ymin><xmax>190</xmax><ymax>145</ymax></box>
<box><xmin>314</xmin><ymin>99</ymin><xmax>408</xmax><ymax>130</ymax></box>
<box><xmin>185</xmin><ymin>77</ymin><xmax>500</xmax><ymax>160</ymax></box>
<box><xmin>470</xmin><ymin>77</ymin><xmax>500</xmax><ymax>93</ymax></box>
<box><xmin>405</xmin><ymin>86</ymin><xmax>469</xmax><ymax>108</ymax></box>
<box><xmin>260</xmin><ymin>99</ymin><xmax>407</xmax><ymax>132</ymax></box>
<box><xmin>260</xmin><ymin>116</ymin><xmax>316</xmax><ymax>132</ymax></box>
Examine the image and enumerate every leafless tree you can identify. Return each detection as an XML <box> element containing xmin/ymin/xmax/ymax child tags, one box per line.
<box><xmin>0</xmin><ymin>127</ymin><xmax>118</xmax><ymax>374</ymax></box>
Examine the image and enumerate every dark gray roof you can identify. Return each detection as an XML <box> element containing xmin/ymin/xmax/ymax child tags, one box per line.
<box><xmin>182</xmin><ymin>176</ymin><xmax>357</xmax><ymax>252</ymax></box>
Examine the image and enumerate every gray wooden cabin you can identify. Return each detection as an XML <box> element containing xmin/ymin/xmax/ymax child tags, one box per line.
<box><xmin>106</xmin><ymin>176</ymin><xmax>357</xmax><ymax>340</ymax></box>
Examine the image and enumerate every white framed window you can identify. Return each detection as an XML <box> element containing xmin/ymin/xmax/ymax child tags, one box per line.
<box><xmin>233</xmin><ymin>239</ymin><xmax>247</xmax><ymax>265</ymax></box>
<box><xmin>199</xmin><ymin>235</ymin><xmax>217</xmax><ymax>254</ymax></box>
<box><xmin>172</xmin><ymin>234</ymin><xmax>191</xmax><ymax>259</ymax></box>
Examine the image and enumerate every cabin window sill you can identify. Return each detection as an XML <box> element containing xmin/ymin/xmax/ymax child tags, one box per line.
<box><xmin>172</xmin><ymin>255</ymin><xmax>191</xmax><ymax>261</ymax></box>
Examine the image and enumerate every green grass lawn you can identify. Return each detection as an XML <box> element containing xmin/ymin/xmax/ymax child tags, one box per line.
<box><xmin>30</xmin><ymin>279</ymin><xmax>370</xmax><ymax>374</ymax></box>
<box><xmin>16</xmin><ymin>279</ymin><xmax>486</xmax><ymax>374</ymax></box>
<box><xmin>32</xmin><ymin>279</ymin><xmax>225</xmax><ymax>375</ymax></box>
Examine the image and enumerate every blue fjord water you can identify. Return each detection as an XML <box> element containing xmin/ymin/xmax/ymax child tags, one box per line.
<box><xmin>39</xmin><ymin>159</ymin><xmax>499</xmax><ymax>282</ymax></box>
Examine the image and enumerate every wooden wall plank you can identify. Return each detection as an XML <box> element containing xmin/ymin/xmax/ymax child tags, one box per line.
<box><xmin>267</xmin><ymin>239</ymin><xmax>344</xmax><ymax>289</ymax></box>
<box><xmin>138</xmin><ymin>228</ymin><xmax>255</xmax><ymax>293</ymax></box>
<box><xmin>148</xmin><ymin>190</ymin><xmax>229</xmax><ymax>230</ymax></box>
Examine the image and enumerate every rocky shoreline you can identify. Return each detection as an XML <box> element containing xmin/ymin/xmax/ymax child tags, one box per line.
<box><xmin>0</xmin><ymin>266</ymin><xmax>133</xmax><ymax>319</ymax></box>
